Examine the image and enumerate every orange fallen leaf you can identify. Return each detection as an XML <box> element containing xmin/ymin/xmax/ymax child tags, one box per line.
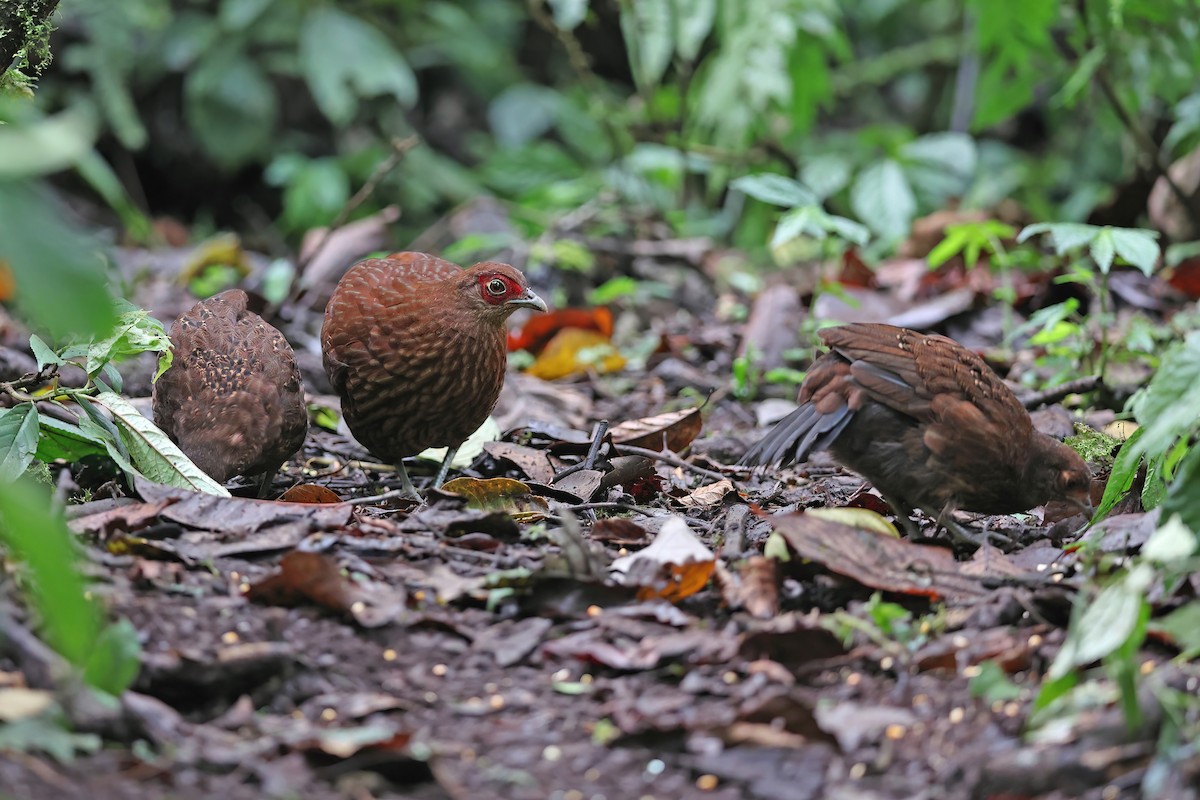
<box><xmin>508</xmin><ymin>306</ymin><xmax>614</xmax><ymax>353</ymax></box>
<box><xmin>278</xmin><ymin>484</ymin><xmax>342</xmax><ymax>503</ymax></box>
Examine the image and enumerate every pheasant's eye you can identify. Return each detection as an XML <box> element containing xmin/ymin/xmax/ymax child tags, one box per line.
<box><xmin>487</xmin><ymin>278</ymin><xmax>508</xmax><ymax>296</ymax></box>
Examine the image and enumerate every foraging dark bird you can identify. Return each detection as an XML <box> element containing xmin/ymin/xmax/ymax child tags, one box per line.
<box><xmin>321</xmin><ymin>251</ymin><xmax>547</xmax><ymax>498</ymax></box>
<box><xmin>153</xmin><ymin>290</ymin><xmax>307</xmax><ymax>495</ymax></box>
<box><xmin>742</xmin><ymin>323</ymin><xmax>1092</xmax><ymax>543</ymax></box>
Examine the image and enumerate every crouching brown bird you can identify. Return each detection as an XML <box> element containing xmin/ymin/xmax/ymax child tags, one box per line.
<box><xmin>321</xmin><ymin>251</ymin><xmax>547</xmax><ymax>499</ymax></box>
<box><xmin>742</xmin><ymin>323</ymin><xmax>1092</xmax><ymax>544</ymax></box>
<box><xmin>153</xmin><ymin>290</ymin><xmax>308</xmax><ymax>496</ymax></box>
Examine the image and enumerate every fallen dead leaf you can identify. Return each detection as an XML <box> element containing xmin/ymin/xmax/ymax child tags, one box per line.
<box><xmin>610</xmin><ymin>406</ymin><xmax>703</xmax><ymax>453</ymax></box>
<box><xmin>611</xmin><ymin>516</ymin><xmax>716</xmax><ymax>603</ymax></box>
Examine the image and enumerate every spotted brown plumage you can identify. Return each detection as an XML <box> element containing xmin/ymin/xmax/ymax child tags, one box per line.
<box><xmin>742</xmin><ymin>323</ymin><xmax>1092</xmax><ymax>544</ymax></box>
<box><xmin>321</xmin><ymin>251</ymin><xmax>547</xmax><ymax>498</ymax></box>
<box><xmin>152</xmin><ymin>289</ymin><xmax>307</xmax><ymax>494</ymax></box>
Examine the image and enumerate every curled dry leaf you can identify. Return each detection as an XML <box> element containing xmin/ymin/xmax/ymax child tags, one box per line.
<box><xmin>679</xmin><ymin>478</ymin><xmax>740</xmax><ymax>509</ymax></box>
<box><xmin>610</xmin><ymin>406</ymin><xmax>702</xmax><ymax>453</ymax></box>
<box><xmin>610</xmin><ymin>516</ymin><xmax>716</xmax><ymax>603</ymax></box>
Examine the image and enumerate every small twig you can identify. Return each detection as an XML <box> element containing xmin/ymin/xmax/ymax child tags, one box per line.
<box><xmin>614</xmin><ymin>444</ymin><xmax>731</xmax><ymax>484</ymax></box>
<box><xmin>286</xmin><ymin>135</ymin><xmax>420</xmax><ymax>305</ymax></box>
<box><xmin>554</xmin><ymin>501</ymin><xmax>661</xmax><ymax>516</ymax></box>
<box><xmin>1020</xmin><ymin>375</ymin><xmax>1103</xmax><ymax>410</ymax></box>
<box><xmin>337</xmin><ymin>489</ymin><xmax>415</xmax><ymax>508</ymax></box>
<box><xmin>553</xmin><ymin>420</ymin><xmax>609</xmax><ymax>482</ymax></box>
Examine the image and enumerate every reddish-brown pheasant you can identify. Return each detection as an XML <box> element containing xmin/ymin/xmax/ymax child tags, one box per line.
<box><xmin>321</xmin><ymin>251</ymin><xmax>546</xmax><ymax>497</ymax></box>
<box><xmin>743</xmin><ymin>323</ymin><xmax>1092</xmax><ymax>543</ymax></box>
<box><xmin>153</xmin><ymin>289</ymin><xmax>308</xmax><ymax>496</ymax></box>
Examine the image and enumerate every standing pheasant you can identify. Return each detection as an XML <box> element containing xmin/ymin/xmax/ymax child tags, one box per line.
<box><xmin>321</xmin><ymin>252</ymin><xmax>546</xmax><ymax>498</ymax></box>
<box><xmin>153</xmin><ymin>289</ymin><xmax>308</xmax><ymax>496</ymax></box>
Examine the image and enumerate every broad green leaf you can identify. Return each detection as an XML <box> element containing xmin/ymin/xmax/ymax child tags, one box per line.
<box><xmin>621</xmin><ymin>0</ymin><xmax>673</xmax><ymax>90</ymax></box>
<box><xmin>1018</xmin><ymin>222</ymin><xmax>1099</xmax><ymax>255</ymax></box>
<box><xmin>1109</xmin><ymin>228</ymin><xmax>1161</xmax><ymax>276</ymax></box>
<box><xmin>0</xmin><ymin>104</ymin><xmax>98</xmax><ymax>179</ymax></box>
<box><xmin>300</xmin><ymin>8</ymin><xmax>417</xmax><ymax>127</ymax></box>
<box><xmin>82</xmin><ymin>618</ymin><xmax>141</xmax><ymax>696</ymax></box>
<box><xmin>801</xmin><ymin>155</ymin><xmax>851</xmax><ymax>201</ymax></box>
<box><xmin>1093</xmin><ymin>427</ymin><xmax>1145</xmax><ymax>522</ymax></box>
<box><xmin>0</xmin><ymin>405</ymin><xmax>40</xmax><ymax>482</ymax></box>
<box><xmin>184</xmin><ymin>51</ymin><xmax>278</xmax><ymax>169</ymax></box>
<box><xmin>34</xmin><ymin>415</ymin><xmax>110</xmax><ymax>464</ymax></box>
<box><xmin>1142</xmin><ymin>514</ymin><xmax>1198</xmax><ymax>564</ymax></box>
<box><xmin>1048</xmin><ymin>569</ymin><xmax>1150</xmax><ymax>680</ymax></box>
<box><xmin>0</xmin><ymin>182</ymin><xmax>118</xmax><ymax>340</ymax></box>
<box><xmin>1129</xmin><ymin>332</ymin><xmax>1200</xmax><ymax>460</ymax></box>
<box><xmin>28</xmin><ymin>334</ymin><xmax>64</xmax><ymax>370</ymax></box>
<box><xmin>89</xmin><ymin>392</ymin><xmax>230</xmax><ymax>497</ymax></box>
<box><xmin>1089</xmin><ymin>228</ymin><xmax>1115</xmax><ymax>273</ymax></box>
<box><xmin>60</xmin><ymin>302</ymin><xmax>172</xmax><ymax>378</ymax></box>
<box><xmin>1161</xmin><ymin>446</ymin><xmax>1200</xmax><ymax>534</ymax></box>
<box><xmin>850</xmin><ymin>159</ymin><xmax>916</xmax><ymax>241</ymax></box>
<box><xmin>0</xmin><ymin>479</ymin><xmax>101</xmax><ymax>667</ymax></box>
<box><xmin>731</xmin><ymin>173</ymin><xmax>816</xmax><ymax>207</ymax></box>
<box><xmin>900</xmin><ymin>132</ymin><xmax>977</xmax><ymax>178</ymax></box>
<box><xmin>674</xmin><ymin>0</ymin><xmax>716</xmax><ymax>61</ymax></box>
<box><xmin>489</xmin><ymin>84</ymin><xmax>562</xmax><ymax>148</ymax></box>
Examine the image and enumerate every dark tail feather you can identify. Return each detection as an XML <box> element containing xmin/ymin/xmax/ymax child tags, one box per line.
<box><xmin>741</xmin><ymin>403</ymin><xmax>854</xmax><ymax>467</ymax></box>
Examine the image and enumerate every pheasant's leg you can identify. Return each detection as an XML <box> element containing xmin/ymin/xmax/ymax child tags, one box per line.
<box><xmin>432</xmin><ymin>446</ymin><xmax>459</xmax><ymax>489</ymax></box>
<box><xmin>878</xmin><ymin>492</ymin><xmax>922</xmax><ymax>537</ymax></box>
<box><xmin>927</xmin><ymin>505</ymin><xmax>1014</xmax><ymax>549</ymax></box>
<box><xmin>396</xmin><ymin>460</ymin><xmax>422</xmax><ymax>501</ymax></box>
<box><xmin>255</xmin><ymin>472</ymin><xmax>275</xmax><ymax>499</ymax></box>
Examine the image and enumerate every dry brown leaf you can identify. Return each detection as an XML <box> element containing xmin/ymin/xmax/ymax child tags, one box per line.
<box><xmin>610</xmin><ymin>406</ymin><xmax>702</xmax><ymax>453</ymax></box>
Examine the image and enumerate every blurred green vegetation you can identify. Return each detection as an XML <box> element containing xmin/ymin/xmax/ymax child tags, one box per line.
<box><xmin>3</xmin><ymin>0</ymin><xmax>1198</xmax><ymax>255</ymax></box>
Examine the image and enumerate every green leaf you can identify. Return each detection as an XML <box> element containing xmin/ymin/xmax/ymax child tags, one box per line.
<box><xmin>1129</xmin><ymin>332</ymin><xmax>1200</xmax><ymax>461</ymax></box>
<box><xmin>800</xmin><ymin>155</ymin><xmax>851</xmax><ymax>201</ymax></box>
<box><xmin>927</xmin><ymin>228</ymin><xmax>971</xmax><ymax>269</ymax></box>
<box><xmin>0</xmin><ymin>479</ymin><xmax>101</xmax><ymax>668</ymax></box>
<box><xmin>60</xmin><ymin>302</ymin><xmax>172</xmax><ymax>378</ymax></box>
<box><xmin>673</xmin><ymin>0</ymin><xmax>716</xmax><ymax>62</ymax></box>
<box><xmin>1089</xmin><ymin>228</ymin><xmax>1115</xmax><ymax>273</ymax></box>
<box><xmin>621</xmin><ymin>0</ymin><xmax>673</xmax><ymax>90</ymax></box>
<box><xmin>34</xmin><ymin>415</ymin><xmax>110</xmax><ymax>464</ymax></box>
<box><xmin>731</xmin><ymin>173</ymin><xmax>816</xmax><ymax>207</ymax></box>
<box><xmin>1048</xmin><ymin>570</ymin><xmax>1150</xmax><ymax>680</ymax></box>
<box><xmin>184</xmin><ymin>51</ymin><xmax>278</xmax><ymax>169</ymax></box>
<box><xmin>0</xmin><ymin>182</ymin><xmax>118</xmax><ymax>340</ymax></box>
<box><xmin>0</xmin><ymin>404</ymin><xmax>40</xmax><ymax>481</ymax></box>
<box><xmin>1161</xmin><ymin>446</ymin><xmax>1200</xmax><ymax>534</ymax></box>
<box><xmin>850</xmin><ymin>159</ymin><xmax>916</xmax><ymax>241</ymax></box>
<box><xmin>0</xmin><ymin>104</ymin><xmax>99</xmax><ymax>180</ymax></box>
<box><xmin>300</xmin><ymin>8</ymin><xmax>417</xmax><ymax>127</ymax></box>
<box><xmin>82</xmin><ymin>618</ymin><xmax>141</xmax><ymax>696</ymax></box>
<box><xmin>29</xmin><ymin>334</ymin><xmax>64</xmax><ymax>370</ymax></box>
<box><xmin>900</xmin><ymin>132</ymin><xmax>977</xmax><ymax>178</ymax></box>
<box><xmin>1141</xmin><ymin>514</ymin><xmax>1198</xmax><ymax>564</ymax></box>
<box><xmin>1109</xmin><ymin>228</ymin><xmax>1161</xmax><ymax>276</ymax></box>
<box><xmin>1018</xmin><ymin>222</ymin><xmax>1100</xmax><ymax>255</ymax></box>
<box><xmin>489</xmin><ymin>84</ymin><xmax>563</xmax><ymax>148</ymax></box>
<box><xmin>88</xmin><ymin>392</ymin><xmax>231</xmax><ymax>497</ymax></box>
<box><xmin>1093</xmin><ymin>427</ymin><xmax>1144</xmax><ymax>522</ymax></box>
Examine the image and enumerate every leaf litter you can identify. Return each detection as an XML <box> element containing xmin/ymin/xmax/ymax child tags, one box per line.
<box><xmin>4</xmin><ymin>232</ymin><xmax>1199</xmax><ymax>800</ymax></box>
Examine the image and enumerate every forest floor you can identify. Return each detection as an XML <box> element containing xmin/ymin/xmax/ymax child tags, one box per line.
<box><xmin>0</xmin><ymin>215</ymin><xmax>1194</xmax><ymax>800</ymax></box>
